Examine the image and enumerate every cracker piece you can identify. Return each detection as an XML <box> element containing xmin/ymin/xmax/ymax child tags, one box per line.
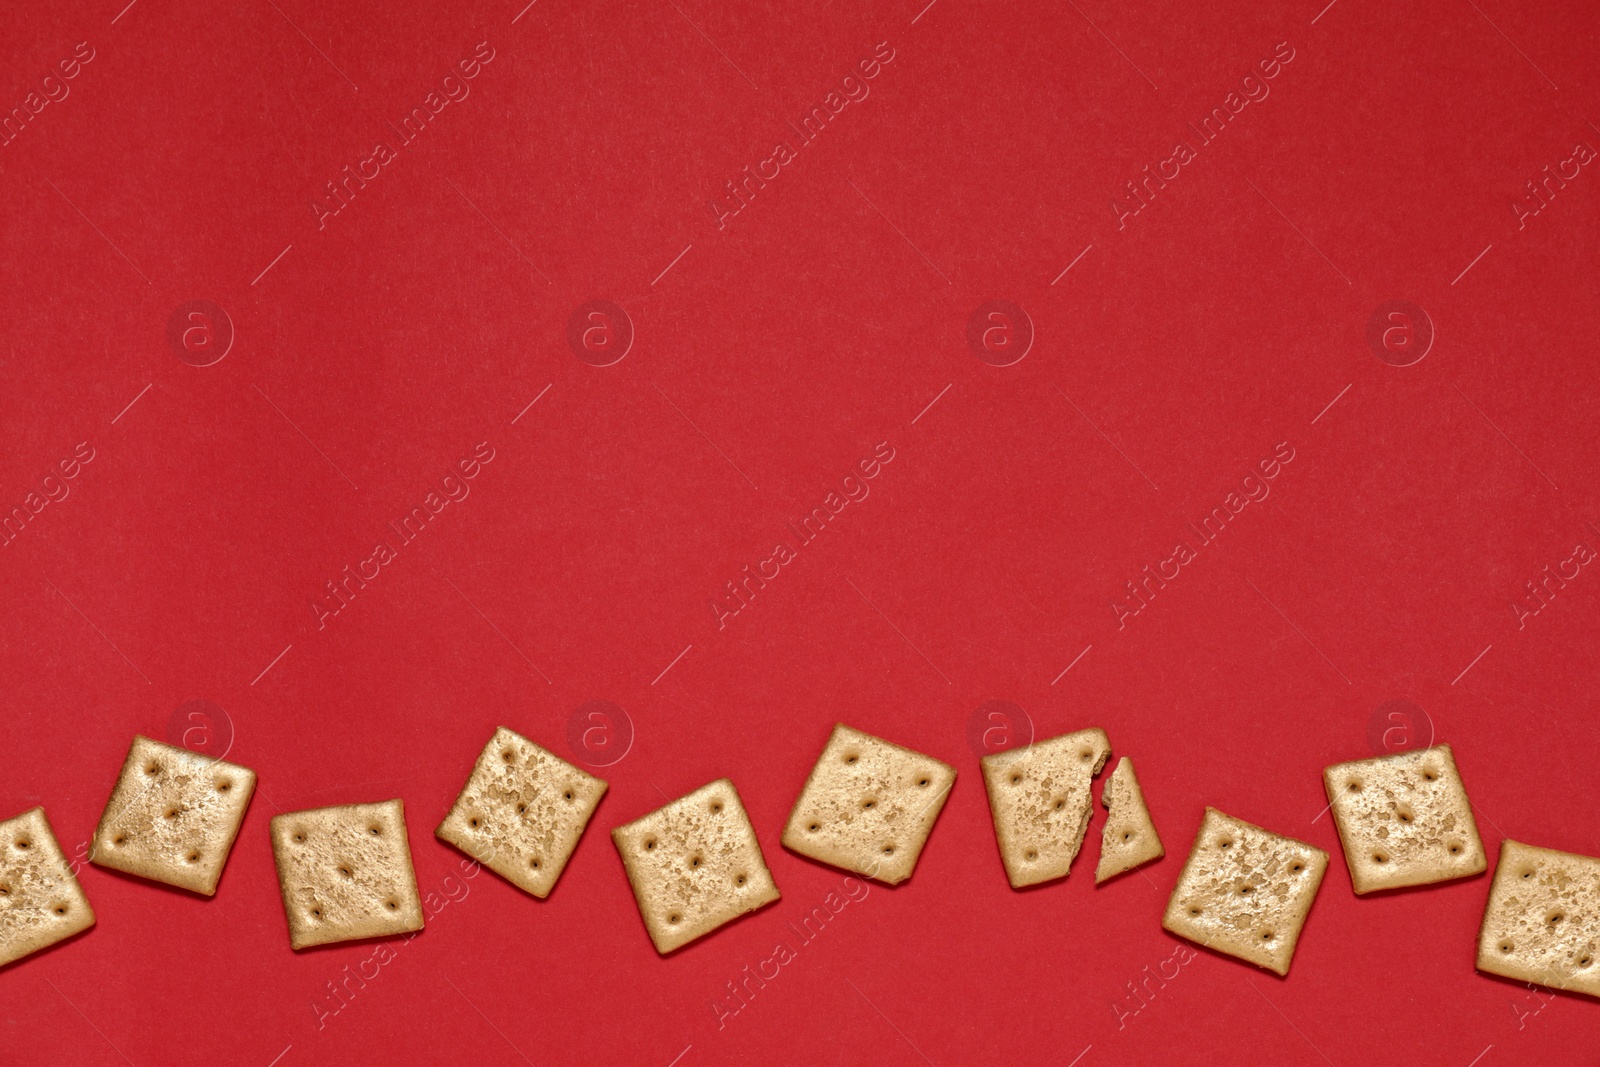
<box><xmin>979</xmin><ymin>728</ymin><xmax>1109</xmax><ymax>888</ymax></box>
<box><xmin>0</xmin><ymin>808</ymin><xmax>95</xmax><ymax>968</ymax></box>
<box><xmin>1323</xmin><ymin>743</ymin><xmax>1486</xmax><ymax>894</ymax></box>
<box><xmin>1096</xmin><ymin>757</ymin><xmax>1164</xmax><ymax>883</ymax></box>
<box><xmin>89</xmin><ymin>735</ymin><xmax>257</xmax><ymax>895</ymax></box>
<box><xmin>269</xmin><ymin>799</ymin><xmax>424</xmax><ymax>950</ymax></box>
<box><xmin>612</xmin><ymin>779</ymin><xmax>779</xmax><ymax>954</ymax></box>
<box><xmin>782</xmin><ymin>724</ymin><xmax>956</xmax><ymax>885</ymax></box>
<box><xmin>1476</xmin><ymin>839</ymin><xmax>1600</xmax><ymax>998</ymax></box>
<box><xmin>436</xmin><ymin>726</ymin><xmax>606</xmax><ymax>898</ymax></box>
<box><xmin>1162</xmin><ymin>807</ymin><xmax>1328</xmax><ymax>976</ymax></box>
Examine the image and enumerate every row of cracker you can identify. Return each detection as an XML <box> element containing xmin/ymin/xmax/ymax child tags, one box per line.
<box><xmin>0</xmin><ymin>724</ymin><xmax>1592</xmax><ymax>999</ymax></box>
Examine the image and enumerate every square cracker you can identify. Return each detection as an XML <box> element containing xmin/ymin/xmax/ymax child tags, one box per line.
<box><xmin>1096</xmin><ymin>756</ymin><xmax>1165</xmax><ymax>883</ymax></box>
<box><xmin>436</xmin><ymin>726</ymin><xmax>607</xmax><ymax>898</ymax></box>
<box><xmin>1477</xmin><ymin>839</ymin><xmax>1600</xmax><ymax>998</ymax></box>
<box><xmin>0</xmin><ymin>808</ymin><xmax>95</xmax><ymax>968</ymax></box>
<box><xmin>782</xmin><ymin>723</ymin><xmax>956</xmax><ymax>885</ymax></box>
<box><xmin>1162</xmin><ymin>808</ymin><xmax>1328</xmax><ymax>976</ymax></box>
<box><xmin>270</xmin><ymin>799</ymin><xmax>424</xmax><ymax>950</ymax></box>
<box><xmin>1323</xmin><ymin>743</ymin><xmax>1486</xmax><ymax>894</ymax></box>
<box><xmin>980</xmin><ymin>728</ymin><xmax>1110</xmax><ymax>888</ymax></box>
<box><xmin>612</xmin><ymin>779</ymin><xmax>779</xmax><ymax>954</ymax></box>
<box><xmin>89</xmin><ymin>735</ymin><xmax>257</xmax><ymax>895</ymax></box>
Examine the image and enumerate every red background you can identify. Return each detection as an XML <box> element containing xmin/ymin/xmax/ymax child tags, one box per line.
<box><xmin>2</xmin><ymin>0</ymin><xmax>1597</xmax><ymax>1063</ymax></box>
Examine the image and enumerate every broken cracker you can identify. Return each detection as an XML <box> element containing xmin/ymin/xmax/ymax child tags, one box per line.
<box><xmin>1477</xmin><ymin>839</ymin><xmax>1600</xmax><ymax>998</ymax></box>
<box><xmin>1096</xmin><ymin>756</ymin><xmax>1164</xmax><ymax>883</ymax></box>
<box><xmin>782</xmin><ymin>723</ymin><xmax>956</xmax><ymax>885</ymax></box>
<box><xmin>436</xmin><ymin>726</ymin><xmax>606</xmax><ymax>898</ymax></box>
<box><xmin>1323</xmin><ymin>743</ymin><xmax>1486</xmax><ymax>894</ymax></box>
<box><xmin>980</xmin><ymin>728</ymin><xmax>1110</xmax><ymax>888</ymax></box>
<box><xmin>90</xmin><ymin>735</ymin><xmax>257</xmax><ymax>895</ymax></box>
<box><xmin>612</xmin><ymin>779</ymin><xmax>779</xmax><ymax>954</ymax></box>
<box><xmin>1162</xmin><ymin>807</ymin><xmax>1328</xmax><ymax>976</ymax></box>
<box><xmin>269</xmin><ymin>799</ymin><xmax>424</xmax><ymax>950</ymax></box>
<box><xmin>0</xmin><ymin>808</ymin><xmax>95</xmax><ymax>969</ymax></box>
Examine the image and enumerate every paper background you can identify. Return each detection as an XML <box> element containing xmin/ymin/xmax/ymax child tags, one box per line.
<box><xmin>2</xmin><ymin>0</ymin><xmax>1597</xmax><ymax>1062</ymax></box>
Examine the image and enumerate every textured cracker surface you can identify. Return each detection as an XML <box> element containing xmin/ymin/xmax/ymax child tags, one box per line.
<box><xmin>980</xmin><ymin>728</ymin><xmax>1110</xmax><ymax>888</ymax></box>
<box><xmin>437</xmin><ymin>726</ymin><xmax>607</xmax><ymax>898</ymax></box>
<box><xmin>1477</xmin><ymin>839</ymin><xmax>1600</xmax><ymax>998</ymax></box>
<box><xmin>90</xmin><ymin>735</ymin><xmax>257</xmax><ymax>895</ymax></box>
<box><xmin>612</xmin><ymin>779</ymin><xmax>779</xmax><ymax>954</ymax></box>
<box><xmin>1323</xmin><ymin>744</ymin><xmax>1485</xmax><ymax>894</ymax></box>
<box><xmin>1162</xmin><ymin>808</ymin><xmax>1328</xmax><ymax>976</ymax></box>
<box><xmin>270</xmin><ymin>800</ymin><xmax>424</xmax><ymax>950</ymax></box>
<box><xmin>782</xmin><ymin>724</ymin><xmax>957</xmax><ymax>885</ymax></box>
<box><xmin>0</xmin><ymin>808</ymin><xmax>95</xmax><ymax>969</ymax></box>
<box><xmin>1096</xmin><ymin>757</ymin><xmax>1164</xmax><ymax>883</ymax></box>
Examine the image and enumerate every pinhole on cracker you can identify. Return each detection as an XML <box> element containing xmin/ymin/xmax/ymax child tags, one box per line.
<box><xmin>980</xmin><ymin>727</ymin><xmax>1109</xmax><ymax>888</ymax></box>
<box><xmin>436</xmin><ymin>726</ymin><xmax>606</xmax><ymax>898</ymax></box>
<box><xmin>90</xmin><ymin>735</ymin><xmax>256</xmax><ymax>895</ymax></box>
<box><xmin>0</xmin><ymin>808</ymin><xmax>95</xmax><ymax>969</ymax></box>
<box><xmin>1162</xmin><ymin>807</ymin><xmax>1327</xmax><ymax>976</ymax></box>
<box><xmin>1323</xmin><ymin>743</ymin><xmax>1485</xmax><ymax>894</ymax></box>
<box><xmin>612</xmin><ymin>779</ymin><xmax>779</xmax><ymax>954</ymax></box>
<box><xmin>1477</xmin><ymin>839</ymin><xmax>1600</xmax><ymax>998</ymax></box>
<box><xmin>782</xmin><ymin>724</ymin><xmax>956</xmax><ymax>885</ymax></box>
<box><xmin>1096</xmin><ymin>756</ymin><xmax>1164</xmax><ymax>883</ymax></box>
<box><xmin>270</xmin><ymin>799</ymin><xmax>424</xmax><ymax>950</ymax></box>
